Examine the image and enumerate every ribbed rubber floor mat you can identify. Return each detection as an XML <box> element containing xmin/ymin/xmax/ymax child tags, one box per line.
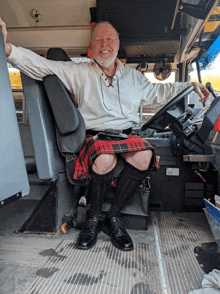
<box><xmin>23</xmin><ymin>241</ymin><xmax>162</xmax><ymax>294</ymax></box>
<box><xmin>155</xmin><ymin>212</ymin><xmax>215</xmax><ymax>294</ymax></box>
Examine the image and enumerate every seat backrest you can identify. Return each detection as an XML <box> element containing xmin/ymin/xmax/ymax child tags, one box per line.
<box><xmin>42</xmin><ymin>48</ymin><xmax>86</xmax><ymax>184</ymax></box>
<box><xmin>21</xmin><ymin>73</ymin><xmax>64</xmax><ymax>181</ymax></box>
<box><xmin>43</xmin><ymin>75</ymin><xmax>86</xmax><ymax>155</ymax></box>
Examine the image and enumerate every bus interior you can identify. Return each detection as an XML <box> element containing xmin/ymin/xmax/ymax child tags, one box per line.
<box><xmin>1</xmin><ymin>0</ymin><xmax>220</xmax><ymax>293</ymax></box>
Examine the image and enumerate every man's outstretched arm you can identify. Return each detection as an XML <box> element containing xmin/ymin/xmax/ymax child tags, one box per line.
<box><xmin>0</xmin><ymin>17</ymin><xmax>12</xmax><ymax>57</ymax></box>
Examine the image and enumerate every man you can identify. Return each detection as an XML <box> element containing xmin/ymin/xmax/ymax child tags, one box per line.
<box><xmin>0</xmin><ymin>18</ymin><xmax>211</xmax><ymax>251</ymax></box>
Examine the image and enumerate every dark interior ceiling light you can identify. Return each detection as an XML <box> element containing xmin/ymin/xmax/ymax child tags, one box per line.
<box><xmin>153</xmin><ymin>59</ymin><xmax>172</xmax><ymax>81</ymax></box>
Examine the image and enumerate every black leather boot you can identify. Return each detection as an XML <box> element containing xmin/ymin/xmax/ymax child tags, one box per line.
<box><xmin>103</xmin><ymin>216</ymin><xmax>133</xmax><ymax>251</ymax></box>
<box><xmin>105</xmin><ymin>162</ymin><xmax>148</xmax><ymax>251</ymax></box>
<box><xmin>76</xmin><ymin>216</ymin><xmax>100</xmax><ymax>250</ymax></box>
<box><xmin>77</xmin><ymin>168</ymin><xmax>113</xmax><ymax>250</ymax></box>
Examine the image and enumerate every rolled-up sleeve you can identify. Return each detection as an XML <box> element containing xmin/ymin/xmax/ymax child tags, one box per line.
<box><xmin>8</xmin><ymin>45</ymin><xmax>59</xmax><ymax>80</ymax></box>
<box><xmin>139</xmin><ymin>74</ymin><xmax>192</xmax><ymax>107</ymax></box>
<box><xmin>7</xmin><ymin>45</ymin><xmax>76</xmax><ymax>93</ymax></box>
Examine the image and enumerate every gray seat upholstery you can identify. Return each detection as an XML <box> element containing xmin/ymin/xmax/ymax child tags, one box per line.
<box><xmin>21</xmin><ymin>73</ymin><xmax>64</xmax><ymax>181</ymax></box>
<box><xmin>42</xmin><ymin>48</ymin><xmax>86</xmax><ymax>184</ymax></box>
<box><xmin>43</xmin><ymin>75</ymin><xmax>86</xmax><ymax>154</ymax></box>
<box><xmin>21</xmin><ymin>48</ymin><xmax>86</xmax><ymax>184</ymax></box>
<box><xmin>43</xmin><ymin>75</ymin><xmax>86</xmax><ymax>184</ymax></box>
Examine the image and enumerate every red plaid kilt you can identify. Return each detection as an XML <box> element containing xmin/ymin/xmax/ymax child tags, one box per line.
<box><xmin>73</xmin><ymin>134</ymin><xmax>158</xmax><ymax>181</ymax></box>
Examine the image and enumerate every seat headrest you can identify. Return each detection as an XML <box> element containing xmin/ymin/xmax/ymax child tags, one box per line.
<box><xmin>47</xmin><ymin>48</ymin><xmax>71</xmax><ymax>61</ymax></box>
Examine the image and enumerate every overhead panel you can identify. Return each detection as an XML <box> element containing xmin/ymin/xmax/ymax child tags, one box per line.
<box><xmin>96</xmin><ymin>0</ymin><xmax>181</xmax><ymax>62</ymax></box>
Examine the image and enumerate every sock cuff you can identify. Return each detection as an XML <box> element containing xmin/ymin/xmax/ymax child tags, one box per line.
<box><xmin>89</xmin><ymin>167</ymin><xmax>114</xmax><ymax>183</ymax></box>
<box><xmin>123</xmin><ymin>161</ymin><xmax>148</xmax><ymax>181</ymax></box>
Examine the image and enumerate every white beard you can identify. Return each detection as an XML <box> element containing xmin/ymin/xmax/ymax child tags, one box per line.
<box><xmin>93</xmin><ymin>54</ymin><xmax>116</xmax><ymax>69</ymax></box>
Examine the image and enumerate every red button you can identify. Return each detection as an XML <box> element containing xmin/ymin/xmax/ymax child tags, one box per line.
<box><xmin>215</xmin><ymin>115</ymin><xmax>220</xmax><ymax>132</ymax></box>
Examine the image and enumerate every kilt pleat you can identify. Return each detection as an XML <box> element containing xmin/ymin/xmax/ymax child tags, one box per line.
<box><xmin>73</xmin><ymin>134</ymin><xmax>158</xmax><ymax>181</ymax></box>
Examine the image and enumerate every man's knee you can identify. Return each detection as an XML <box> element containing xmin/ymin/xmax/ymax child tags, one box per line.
<box><xmin>92</xmin><ymin>154</ymin><xmax>117</xmax><ymax>175</ymax></box>
<box><xmin>123</xmin><ymin>150</ymin><xmax>153</xmax><ymax>171</ymax></box>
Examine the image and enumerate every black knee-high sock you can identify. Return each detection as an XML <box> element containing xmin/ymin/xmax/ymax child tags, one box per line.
<box><xmin>88</xmin><ymin>168</ymin><xmax>113</xmax><ymax>220</ymax></box>
<box><xmin>107</xmin><ymin>162</ymin><xmax>148</xmax><ymax>218</ymax></box>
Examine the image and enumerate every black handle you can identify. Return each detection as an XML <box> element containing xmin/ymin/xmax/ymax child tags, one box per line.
<box><xmin>206</xmin><ymin>82</ymin><xmax>218</xmax><ymax>99</ymax></box>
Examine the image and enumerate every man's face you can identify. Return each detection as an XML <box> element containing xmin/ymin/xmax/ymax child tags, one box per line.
<box><xmin>92</xmin><ymin>23</ymin><xmax>120</xmax><ymax>69</ymax></box>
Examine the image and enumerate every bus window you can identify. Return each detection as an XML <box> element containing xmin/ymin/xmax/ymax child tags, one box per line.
<box><xmin>7</xmin><ymin>64</ymin><xmax>27</xmax><ymax>124</ymax></box>
<box><xmin>145</xmin><ymin>71</ymin><xmax>176</xmax><ymax>84</ymax></box>
<box><xmin>139</xmin><ymin>71</ymin><xmax>176</xmax><ymax>123</ymax></box>
<box><xmin>189</xmin><ymin>54</ymin><xmax>220</xmax><ymax>108</ymax></box>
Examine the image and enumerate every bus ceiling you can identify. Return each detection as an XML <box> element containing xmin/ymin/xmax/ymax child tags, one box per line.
<box><xmin>1</xmin><ymin>0</ymin><xmax>220</xmax><ymax>64</ymax></box>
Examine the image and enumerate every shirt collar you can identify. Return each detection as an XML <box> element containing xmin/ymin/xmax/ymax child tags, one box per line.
<box><xmin>90</xmin><ymin>57</ymin><xmax>124</xmax><ymax>75</ymax></box>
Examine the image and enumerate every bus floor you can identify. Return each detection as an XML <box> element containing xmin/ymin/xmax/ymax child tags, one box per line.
<box><xmin>0</xmin><ymin>195</ymin><xmax>216</xmax><ymax>294</ymax></box>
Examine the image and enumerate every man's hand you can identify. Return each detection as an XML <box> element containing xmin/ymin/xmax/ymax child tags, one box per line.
<box><xmin>192</xmin><ymin>82</ymin><xmax>212</xmax><ymax>103</ymax></box>
<box><xmin>0</xmin><ymin>17</ymin><xmax>12</xmax><ymax>57</ymax></box>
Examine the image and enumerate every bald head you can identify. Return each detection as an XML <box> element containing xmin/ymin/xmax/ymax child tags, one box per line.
<box><xmin>91</xmin><ymin>21</ymin><xmax>120</xmax><ymax>69</ymax></box>
<box><xmin>92</xmin><ymin>21</ymin><xmax>119</xmax><ymax>41</ymax></box>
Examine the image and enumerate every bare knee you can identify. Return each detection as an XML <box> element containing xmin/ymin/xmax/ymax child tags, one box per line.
<box><xmin>92</xmin><ymin>154</ymin><xmax>117</xmax><ymax>175</ymax></box>
<box><xmin>123</xmin><ymin>150</ymin><xmax>153</xmax><ymax>170</ymax></box>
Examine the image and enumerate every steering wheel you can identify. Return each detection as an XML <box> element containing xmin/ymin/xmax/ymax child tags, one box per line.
<box><xmin>141</xmin><ymin>86</ymin><xmax>194</xmax><ymax>131</ymax></box>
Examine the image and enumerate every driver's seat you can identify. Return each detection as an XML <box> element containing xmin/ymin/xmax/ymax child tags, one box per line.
<box><xmin>44</xmin><ymin>48</ymin><xmax>150</xmax><ymax>230</ymax></box>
